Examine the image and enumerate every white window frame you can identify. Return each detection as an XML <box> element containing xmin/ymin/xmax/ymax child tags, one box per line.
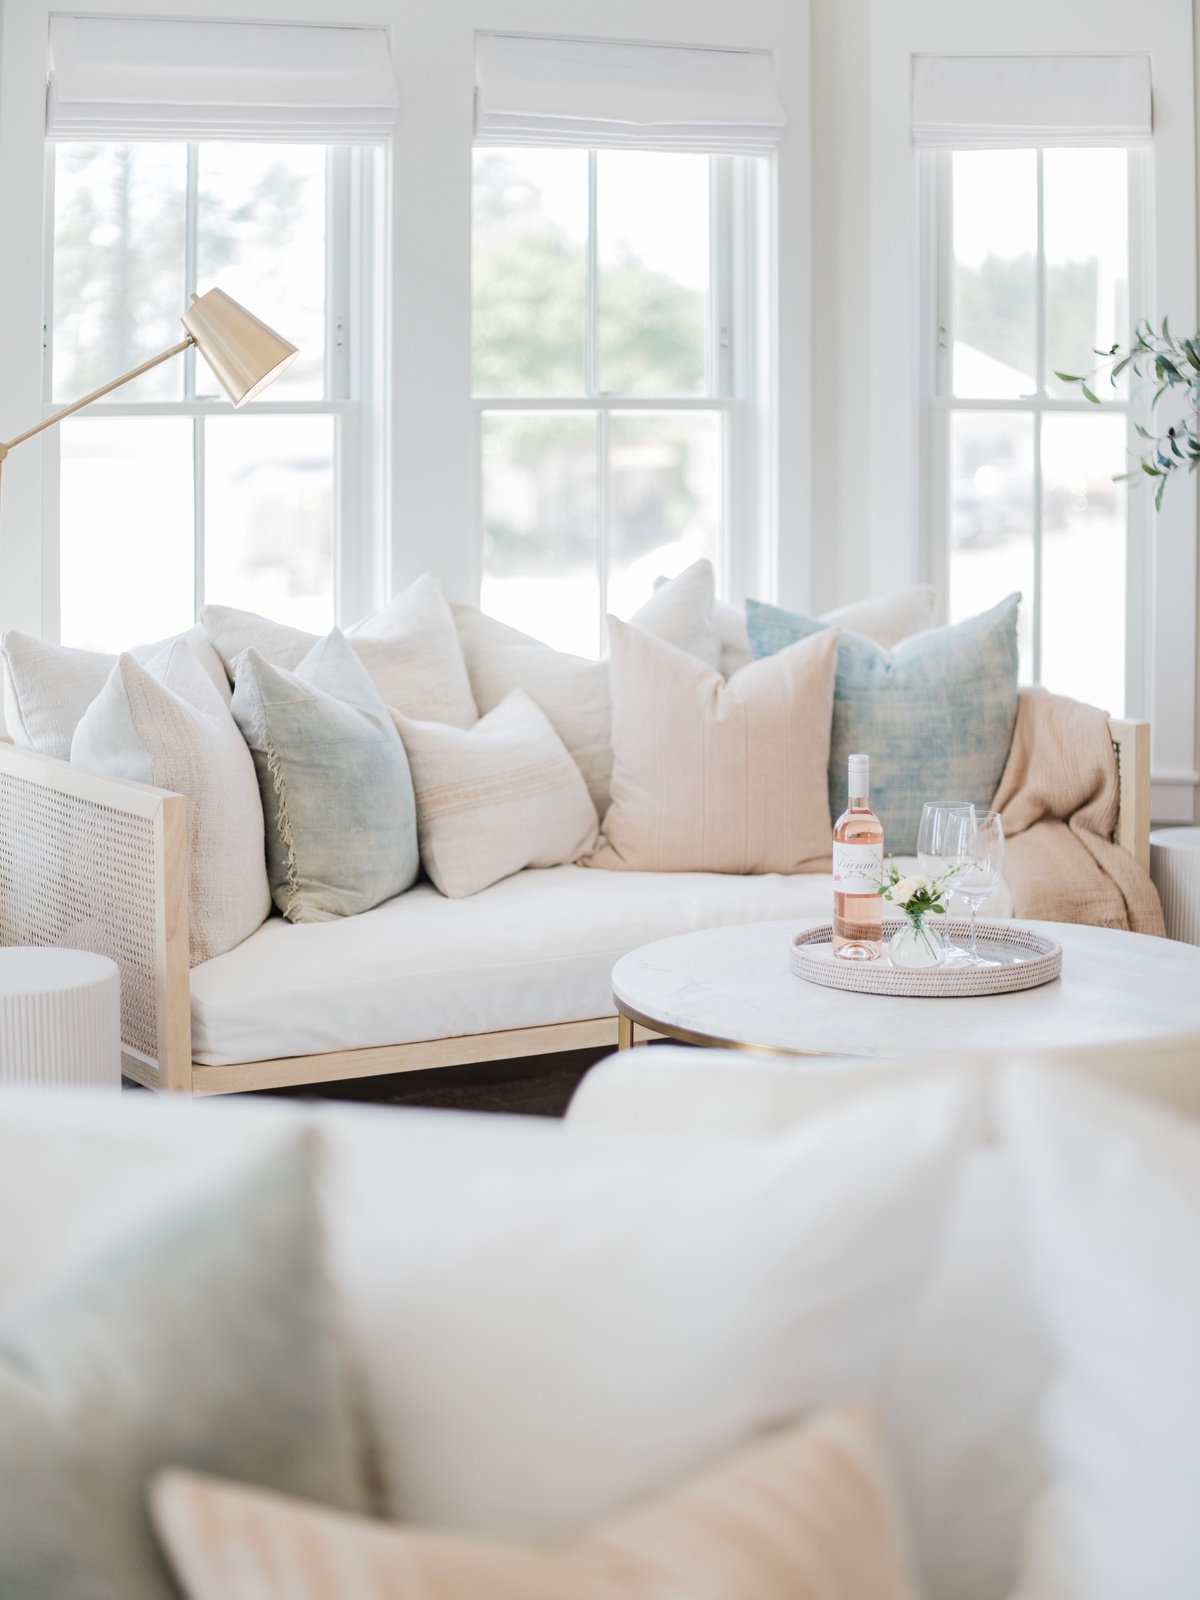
<box><xmin>920</xmin><ymin>145</ymin><xmax>1151</xmax><ymax>719</ymax></box>
<box><xmin>39</xmin><ymin>140</ymin><xmax>387</xmax><ymax>641</ymax></box>
<box><xmin>471</xmin><ymin>149</ymin><xmax>766</xmax><ymax>644</ymax></box>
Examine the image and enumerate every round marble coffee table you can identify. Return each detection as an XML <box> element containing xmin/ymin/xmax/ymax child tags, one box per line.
<box><xmin>612</xmin><ymin>919</ymin><xmax>1200</xmax><ymax>1058</ymax></box>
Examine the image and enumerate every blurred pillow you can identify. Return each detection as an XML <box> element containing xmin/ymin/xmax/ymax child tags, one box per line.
<box><xmin>203</xmin><ymin>573</ymin><xmax>478</xmax><ymax>728</ymax></box>
<box><xmin>586</xmin><ymin>619</ymin><xmax>838</xmax><ymax>874</ymax></box>
<box><xmin>0</xmin><ymin>1131</ymin><xmax>366</xmax><ymax>1600</ymax></box>
<box><xmin>2</xmin><ymin>623</ymin><xmax>230</xmax><ymax>760</ymax></box>
<box><xmin>746</xmin><ymin>594</ymin><xmax>1020</xmax><ymax>854</ymax></box>
<box><xmin>71</xmin><ymin>640</ymin><xmax>269</xmax><ymax>964</ymax></box>
<box><xmin>452</xmin><ymin>606</ymin><xmax>613</xmax><ymax>818</ymax></box>
<box><xmin>392</xmin><ymin>688</ymin><xmax>599</xmax><ymax>898</ymax></box>
<box><xmin>1001</xmin><ymin>1064</ymin><xmax>1200</xmax><ymax>1600</ymax></box>
<box><xmin>151</xmin><ymin>1404</ymin><xmax>920</xmax><ymax>1600</ymax></box>
<box><xmin>321</xmin><ymin>1067</ymin><xmax>979</xmax><ymax>1537</ymax></box>
<box><xmin>232</xmin><ymin>629</ymin><xmax>418</xmax><ymax>922</ymax></box>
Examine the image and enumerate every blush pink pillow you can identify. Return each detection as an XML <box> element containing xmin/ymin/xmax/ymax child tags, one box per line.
<box><xmin>152</xmin><ymin>1404</ymin><xmax>919</xmax><ymax>1600</ymax></box>
<box><xmin>585</xmin><ymin>618</ymin><xmax>838</xmax><ymax>874</ymax></box>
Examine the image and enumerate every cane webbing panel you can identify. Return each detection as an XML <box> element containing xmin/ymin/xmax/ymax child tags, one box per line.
<box><xmin>0</xmin><ymin>771</ymin><xmax>159</xmax><ymax>1065</ymax></box>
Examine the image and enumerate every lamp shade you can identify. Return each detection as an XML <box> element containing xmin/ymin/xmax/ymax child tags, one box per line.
<box><xmin>180</xmin><ymin>288</ymin><xmax>298</xmax><ymax>406</ymax></box>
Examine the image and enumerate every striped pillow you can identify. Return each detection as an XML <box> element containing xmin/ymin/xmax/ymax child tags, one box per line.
<box><xmin>151</xmin><ymin>1403</ymin><xmax>920</xmax><ymax>1600</ymax></box>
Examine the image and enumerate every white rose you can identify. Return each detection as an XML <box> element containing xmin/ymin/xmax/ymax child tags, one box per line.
<box><xmin>887</xmin><ymin>877</ymin><xmax>918</xmax><ymax>906</ymax></box>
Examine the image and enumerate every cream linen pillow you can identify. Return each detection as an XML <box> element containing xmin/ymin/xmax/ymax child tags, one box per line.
<box><xmin>627</xmin><ymin>556</ymin><xmax>721</xmax><ymax>667</ymax></box>
<box><xmin>586</xmin><ymin>618</ymin><xmax>838</xmax><ymax>874</ymax></box>
<box><xmin>70</xmin><ymin>641</ymin><xmax>269</xmax><ymax>964</ymax></box>
<box><xmin>151</xmin><ymin>1405</ymin><xmax>919</xmax><ymax>1600</ymax></box>
<box><xmin>203</xmin><ymin>573</ymin><xmax>478</xmax><ymax>728</ymax></box>
<box><xmin>392</xmin><ymin>688</ymin><xmax>599</xmax><ymax>898</ymax></box>
<box><xmin>3</xmin><ymin>624</ymin><xmax>231</xmax><ymax>759</ymax></box>
<box><xmin>452</xmin><ymin>605</ymin><xmax>613</xmax><ymax>817</ymax></box>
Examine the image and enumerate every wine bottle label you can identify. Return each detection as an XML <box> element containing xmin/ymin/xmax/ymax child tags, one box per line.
<box><xmin>832</xmin><ymin>841</ymin><xmax>883</xmax><ymax>893</ymax></box>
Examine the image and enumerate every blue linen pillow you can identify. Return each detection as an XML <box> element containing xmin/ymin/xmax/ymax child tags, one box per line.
<box><xmin>746</xmin><ymin>594</ymin><xmax>1020</xmax><ymax>853</ymax></box>
<box><xmin>232</xmin><ymin>627</ymin><xmax>420</xmax><ymax>922</ymax></box>
<box><xmin>0</xmin><ymin>1130</ymin><xmax>367</xmax><ymax>1600</ymax></box>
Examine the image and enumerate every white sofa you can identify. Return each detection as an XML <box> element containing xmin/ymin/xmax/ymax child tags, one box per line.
<box><xmin>0</xmin><ymin>726</ymin><xmax>1144</xmax><ymax>1094</ymax></box>
<box><xmin>3</xmin><ymin>1035</ymin><xmax>1198</xmax><ymax>1599</ymax></box>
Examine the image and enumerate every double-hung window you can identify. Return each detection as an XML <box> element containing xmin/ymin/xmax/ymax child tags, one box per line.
<box><xmin>470</xmin><ymin>34</ymin><xmax>783</xmax><ymax>657</ymax></box>
<box><xmin>43</xmin><ymin>17</ymin><xmax>395</xmax><ymax>652</ymax></box>
<box><xmin>917</xmin><ymin>55</ymin><xmax>1152</xmax><ymax>719</ymax></box>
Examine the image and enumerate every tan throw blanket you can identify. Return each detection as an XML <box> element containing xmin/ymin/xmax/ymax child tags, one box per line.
<box><xmin>991</xmin><ymin>686</ymin><xmax>1164</xmax><ymax>935</ymax></box>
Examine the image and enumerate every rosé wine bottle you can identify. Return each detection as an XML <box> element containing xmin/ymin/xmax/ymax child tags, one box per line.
<box><xmin>832</xmin><ymin>753</ymin><xmax>884</xmax><ymax>960</ymax></box>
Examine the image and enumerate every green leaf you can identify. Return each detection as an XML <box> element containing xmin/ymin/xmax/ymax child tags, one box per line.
<box><xmin>1080</xmin><ymin>384</ymin><xmax>1101</xmax><ymax>404</ymax></box>
<box><xmin>1156</xmin><ymin>477</ymin><xmax>1167</xmax><ymax>511</ymax></box>
<box><xmin>1185</xmin><ymin>340</ymin><xmax>1200</xmax><ymax>370</ymax></box>
<box><xmin>1134</xmin><ymin>422</ymin><xmax>1154</xmax><ymax>439</ymax></box>
<box><xmin>1113</xmin><ymin>470</ymin><xmax>1138</xmax><ymax>482</ymax></box>
<box><xmin>1054</xmin><ymin>371</ymin><xmax>1084</xmax><ymax>384</ymax></box>
<box><xmin>1142</xmin><ymin>462</ymin><xmax>1164</xmax><ymax>477</ymax></box>
<box><xmin>1164</xmin><ymin>314</ymin><xmax>1172</xmax><ymax>340</ymax></box>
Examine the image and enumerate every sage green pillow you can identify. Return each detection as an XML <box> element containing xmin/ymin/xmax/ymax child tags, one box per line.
<box><xmin>232</xmin><ymin>627</ymin><xmax>419</xmax><ymax>922</ymax></box>
<box><xmin>0</xmin><ymin>1131</ymin><xmax>366</xmax><ymax>1600</ymax></box>
<box><xmin>746</xmin><ymin>593</ymin><xmax>1020</xmax><ymax>853</ymax></box>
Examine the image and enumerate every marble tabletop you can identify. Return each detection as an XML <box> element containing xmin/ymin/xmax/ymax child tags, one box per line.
<box><xmin>612</xmin><ymin>919</ymin><xmax>1200</xmax><ymax>1057</ymax></box>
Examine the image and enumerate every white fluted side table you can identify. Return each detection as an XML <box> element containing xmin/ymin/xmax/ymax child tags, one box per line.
<box><xmin>1150</xmin><ymin>828</ymin><xmax>1200</xmax><ymax>946</ymax></box>
<box><xmin>0</xmin><ymin>948</ymin><xmax>121</xmax><ymax>1088</ymax></box>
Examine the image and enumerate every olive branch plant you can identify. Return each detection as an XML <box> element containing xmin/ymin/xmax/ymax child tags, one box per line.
<box><xmin>1057</xmin><ymin>317</ymin><xmax>1200</xmax><ymax>511</ymax></box>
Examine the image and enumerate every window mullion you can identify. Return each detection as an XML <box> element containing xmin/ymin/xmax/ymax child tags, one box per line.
<box><xmin>184</xmin><ymin>143</ymin><xmax>199</xmax><ymax>399</ymax></box>
<box><xmin>586</xmin><ymin>149</ymin><xmax>598</xmax><ymax>397</ymax></box>
<box><xmin>596</xmin><ymin>408</ymin><xmax>608</xmax><ymax>658</ymax></box>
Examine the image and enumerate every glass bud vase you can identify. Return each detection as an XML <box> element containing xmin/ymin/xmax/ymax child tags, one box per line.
<box><xmin>889</xmin><ymin>916</ymin><xmax>946</xmax><ymax>969</ymax></box>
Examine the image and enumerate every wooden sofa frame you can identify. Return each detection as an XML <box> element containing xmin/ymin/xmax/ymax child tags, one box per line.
<box><xmin>0</xmin><ymin>721</ymin><xmax>1152</xmax><ymax>1096</ymax></box>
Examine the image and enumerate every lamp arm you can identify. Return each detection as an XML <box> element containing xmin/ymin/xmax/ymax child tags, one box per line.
<box><xmin>0</xmin><ymin>336</ymin><xmax>195</xmax><ymax>458</ymax></box>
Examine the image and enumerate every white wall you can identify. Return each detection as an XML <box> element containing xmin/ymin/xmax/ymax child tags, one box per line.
<box><xmin>0</xmin><ymin>0</ymin><xmax>813</xmax><ymax>638</ymax></box>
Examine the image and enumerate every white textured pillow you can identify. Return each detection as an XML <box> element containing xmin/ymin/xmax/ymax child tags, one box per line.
<box><xmin>822</xmin><ymin>585</ymin><xmax>939</xmax><ymax>651</ymax></box>
<box><xmin>322</xmin><ymin>1072</ymin><xmax>980</xmax><ymax>1538</ymax></box>
<box><xmin>1001</xmin><ymin>1063</ymin><xmax>1200</xmax><ymax>1600</ymax></box>
<box><xmin>586</xmin><ymin>618</ymin><xmax>838</xmax><ymax>874</ymax></box>
<box><xmin>2</xmin><ymin>625</ymin><xmax>231</xmax><ymax>759</ymax></box>
<box><xmin>203</xmin><ymin>574</ymin><xmax>478</xmax><ymax>728</ymax></box>
<box><xmin>70</xmin><ymin>641</ymin><xmax>269</xmax><ymax>964</ymax></box>
<box><xmin>626</xmin><ymin>557</ymin><xmax>721</xmax><ymax>668</ymax></box>
<box><xmin>392</xmin><ymin>688</ymin><xmax>599</xmax><ymax>898</ymax></box>
<box><xmin>452</xmin><ymin>605</ymin><xmax>612</xmax><ymax>817</ymax></box>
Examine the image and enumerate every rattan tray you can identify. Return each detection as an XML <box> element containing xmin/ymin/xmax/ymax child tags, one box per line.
<box><xmin>789</xmin><ymin>919</ymin><xmax>1063</xmax><ymax>997</ymax></box>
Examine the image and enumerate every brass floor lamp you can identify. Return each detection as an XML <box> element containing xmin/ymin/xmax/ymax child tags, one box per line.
<box><xmin>0</xmin><ymin>287</ymin><xmax>297</xmax><ymax>503</ymax></box>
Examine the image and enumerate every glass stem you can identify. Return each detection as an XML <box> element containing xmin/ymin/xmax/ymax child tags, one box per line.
<box><xmin>969</xmin><ymin>900</ymin><xmax>979</xmax><ymax>964</ymax></box>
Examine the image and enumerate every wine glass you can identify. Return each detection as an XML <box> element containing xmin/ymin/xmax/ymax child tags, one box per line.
<box><xmin>943</xmin><ymin>809</ymin><xmax>1006</xmax><ymax>966</ymax></box>
<box><xmin>917</xmin><ymin>802</ymin><xmax>975</xmax><ymax>963</ymax></box>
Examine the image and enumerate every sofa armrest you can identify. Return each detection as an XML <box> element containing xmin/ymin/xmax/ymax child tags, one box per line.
<box><xmin>1108</xmin><ymin>718</ymin><xmax>1150</xmax><ymax>873</ymax></box>
<box><xmin>0</xmin><ymin>744</ymin><xmax>191</xmax><ymax>1091</ymax></box>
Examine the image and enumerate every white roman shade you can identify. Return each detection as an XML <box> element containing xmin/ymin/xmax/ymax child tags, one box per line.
<box><xmin>912</xmin><ymin>54</ymin><xmax>1152</xmax><ymax>149</ymax></box>
<box><xmin>46</xmin><ymin>16</ymin><xmax>398</xmax><ymax>143</ymax></box>
<box><xmin>474</xmin><ymin>33</ymin><xmax>785</xmax><ymax>155</ymax></box>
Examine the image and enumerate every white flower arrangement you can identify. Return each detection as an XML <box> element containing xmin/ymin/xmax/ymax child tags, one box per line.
<box><xmin>878</xmin><ymin>861</ymin><xmax>949</xmax><ymax>925</ymax></box>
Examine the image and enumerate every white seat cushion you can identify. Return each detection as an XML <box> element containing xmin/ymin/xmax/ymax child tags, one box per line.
<box><xmin>191</xmin><ymin>862</ymin><xmax>1013</xmax><ymax>1066</ymax></box>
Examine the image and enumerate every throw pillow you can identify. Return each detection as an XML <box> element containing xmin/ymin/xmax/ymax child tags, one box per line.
<box><xmin>821</xmin><ymin>584</ymin><xmax>940</xmax><ymax>650</ymax></box>
<box><xmin>626</xmin><ymin>556</ymin><xmax>721</xmax><ymax>668</ymax></box>
<box><xmin>151</xmin><ymin>1404</ymin><xmax>920</xmax><ymax>1600</ymax></box>
<box><xmin>711</xmin><ymin>585</ymin><xmax>940</xmax><ymax>683</ymax></box>
<box><xmin>746</xmin><ymin>593</ymin><xmax>1020</xmax><ymax>853</ymax></box>
<box><xmin>71</xmin><ymin>640</ymin><xmax>270</xmax><ymax>964</ymax></box>
<box><xmin>321</xmin><ymin>1072</ymin><xmax>980</xmax><ymax>1536</ymax></box>
<box><xmin>392</xmin><ymin>688</ymin><xmax>599</xmax><ymax>898</ymax></box>
<box><xmin>2</xmin><ymin>623</ymin><xmax>231</xmax><ymax>760</ymax></box>
<box><xmin>452</xmin><ymin>605</ymin><xmax>613</xmax><ymax>817</ymax></box>
<box><xmin>232</xmin><ymin>629</ymin><xmax>419</xmax><ymax>922</ymax></box>
<box><xmin>585</xmin><ymin>618</ymin><xmax>838</xmax><ymax>874</ymax></box>
<box><xmin>202</xmin><ymin>573</ymin><xmax>478</xmax><ymax>728</ymax></box>
<box><xmin>0</xmin><ymin>1130</ymin><xmax>366</xmax><ymax>1600</ymax></box>
<box><xmin>1000</xmin><ymin>1063</ymin><xmax>1200</xmax><ymax>1600</ymax></box>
